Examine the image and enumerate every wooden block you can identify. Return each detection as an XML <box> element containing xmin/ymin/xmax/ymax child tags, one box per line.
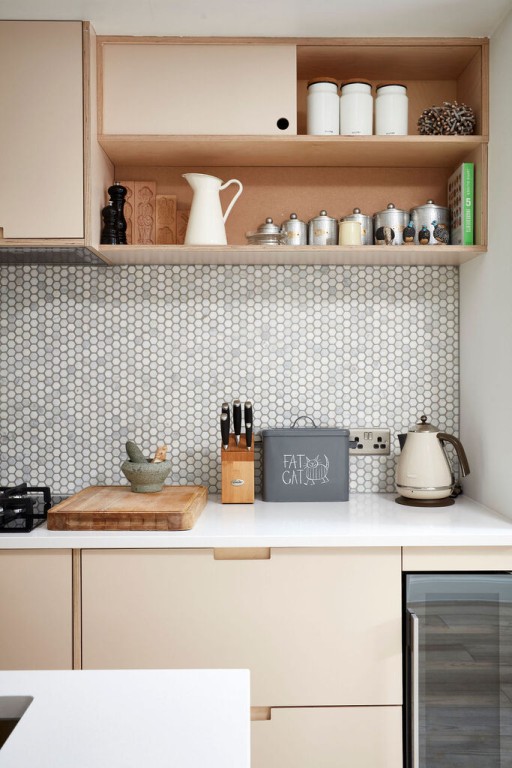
<box><xmin>177</xmin><ymin>209</ymin><xmax>190</xmax><ymax>245</ymax></box>
<box><xmin>156</xmin><ymin>194</ymin><xmax>177</xmax><ymax>245</ymax></box>
<box><xmin>133</xmin><ymin>181</ymin><xmax>156</xmax><ymax>244</ymax></box>
<box><xmin>221</xmin><ymin>434</ymin><xmax>255</xmax><ymax>504</ymax></box>
<box><xmin>118</xmin><ymin>180</ymin><xmax>134</xmax><ymax>244</ymax></box>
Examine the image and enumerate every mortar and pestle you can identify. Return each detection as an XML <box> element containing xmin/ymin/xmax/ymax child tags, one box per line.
<box><xmin>121</xmin><ymin>441</ymin><xmax>171</xmax><ymax>493</ymax></box>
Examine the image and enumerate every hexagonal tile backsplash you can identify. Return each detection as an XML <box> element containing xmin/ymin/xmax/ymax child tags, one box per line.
<box><xmin>0</xmin><ymin>264</ymin><xmax>458</xmax><ymax>495</ymax></box>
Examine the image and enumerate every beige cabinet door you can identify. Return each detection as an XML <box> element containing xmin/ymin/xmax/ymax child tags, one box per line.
<box><xmin>81</xmin><ymin>547</ymin><xmax>402</xmax><ymax>706</ymax></box>
<box><xmin>101</xmin><ymin>43</ymin><xmax>297</xmax><ymax>135</ymax></box>
<box><xmin>0</xmin><ymin>21</ymin><xmax>84</xmax><ymax>239</ymax></box>
<box><xmin>0</xmin><ymin>550</ymin><xmax>73</xmax><ymax>669</ymax></box>
<box><xmin>252</xmin><ymin>706</ymin><xmax>402</xmax><ymax>768</ymax></box>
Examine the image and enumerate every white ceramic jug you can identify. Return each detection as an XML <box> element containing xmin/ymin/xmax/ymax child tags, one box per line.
<box><xmin>183</xmin><ymin>173</ymin><xmax>243</xmax><ymax>245</ymax></box>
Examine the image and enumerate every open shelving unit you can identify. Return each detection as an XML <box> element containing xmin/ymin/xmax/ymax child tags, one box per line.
<box><xmin>91</xmin><ymin>36</ymin><xmax>488</xmax><ymax>266</ymax></box>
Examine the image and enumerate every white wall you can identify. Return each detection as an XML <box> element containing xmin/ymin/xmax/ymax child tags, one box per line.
<box><xmin>460</xmin><ymin>9</ymin><xmax>512</xmax><ymax>516</ymax></box>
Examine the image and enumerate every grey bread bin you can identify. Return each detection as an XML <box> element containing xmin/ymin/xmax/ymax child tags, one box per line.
<box><xmin>262</xmin><ymin>417</ymin><xmax>350</xmax><ymax>502</ymax></box>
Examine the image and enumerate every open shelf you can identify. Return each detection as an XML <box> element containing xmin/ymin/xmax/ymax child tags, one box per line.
<box><xmin>98</xmin><ymin>134</ymin><xmax>487</xmax><ymax>169</ymax></box>
<box><xmin>99</xmin><ymin>244</ymin><xmax>486</xmax><ymax>267</ymax></box>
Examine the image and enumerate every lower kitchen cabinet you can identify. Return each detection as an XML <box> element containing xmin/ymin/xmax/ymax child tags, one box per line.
<box><xmin>81</xmin><ymin>547</ymin><xmax>402</xmax><ymax>706</ymax></box>
<box><xmin>0</xmin><ymin>550</ymin><xmax>73</xmax><ymax>669</ymax></box>
<box><xmin>252</xmin><ymin>706</ymin><xmax>403</xmax><ymax>768</ymax></box>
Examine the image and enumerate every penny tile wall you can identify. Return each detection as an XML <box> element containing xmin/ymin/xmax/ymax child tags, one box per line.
<box><xmin>0</xmin><ymin>264</ymin><xmax>458</xmax><ymax>495</ymax></box>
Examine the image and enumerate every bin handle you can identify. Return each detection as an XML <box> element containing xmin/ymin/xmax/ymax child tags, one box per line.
<box><xmin>291</xmin><ymin>415</ymin><xmax>317</xmax><ymax>428</ymax></box>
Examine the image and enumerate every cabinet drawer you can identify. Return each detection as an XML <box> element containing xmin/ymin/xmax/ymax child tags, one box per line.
<box><xmin>81</xmin><ymin>547</ymin><xmax>401</xmax><ymax>705</ymax></box>
<box><xmin>0</xmin><ymin>550</ymin><xmax>73</xmax><ymax>670</ymax></box>
<box><xmin>100</xmin><ymin>43</ymin><xmax>297</xmax><ymax>135</ymax></box>
<box><xmin>252</xmin><ymin>706</ymin><xmax>402</xmax><ymax>768</ymax></box>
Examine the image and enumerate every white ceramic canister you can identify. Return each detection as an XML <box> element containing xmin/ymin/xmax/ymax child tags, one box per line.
<box><xmin>340</xmin><ymin>207</ymin><xmax>373</xmax><ymax>245</ymax></box>
<box><xmin>307</xmin><ymin>78</ymin><xmax>340</xmax><ymax>136</ymax></box>
<box><xmin>308</xmin><ymin>210</ymin><xmax>338</xmax><ymax>245</ymax></box>
<box><xmin>373</xmin><ymin>203</ymin><xmax>409</xmax><ymax>245</ymax></box>
<box><xmin>409</xmin><ymin>199</ymin><xmax>450</xmax><ymax>245</ymax></box>
<box><xmin>281</xmin><ymin>213</ymin><xmax>307</xmax><ymax>245</ymax></box>
<box><xmin>375</xmin><ymin>84</ymin><xmax>408</xmax><ymax>136</ymax></box>
<box><xmin>339</xmin><ymin>81</ymin><xmax>373</xmax><ymax>136</ymax></box>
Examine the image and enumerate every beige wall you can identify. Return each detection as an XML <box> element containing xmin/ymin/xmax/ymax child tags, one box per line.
<box><xmin>460</xmin><ymin>9</ymin><xmax>512</xmax><ymax>516</ymax></box>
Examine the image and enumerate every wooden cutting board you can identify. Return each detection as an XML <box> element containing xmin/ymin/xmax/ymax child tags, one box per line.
<box><xmin>47</xmin><ymin>485</ymin><xmax>208</xmax><ymax>531</ymax></box>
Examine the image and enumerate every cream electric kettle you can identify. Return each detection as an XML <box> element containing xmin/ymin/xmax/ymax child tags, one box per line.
<box><xmin>183</xmin><ymin>173</ymin><xmax>243</xmax><ymax>245</ymax></box>
<box><xmin>396</xmin><ymin>415</ymin><xmax>470</xmax><ymax>506</ymax></box>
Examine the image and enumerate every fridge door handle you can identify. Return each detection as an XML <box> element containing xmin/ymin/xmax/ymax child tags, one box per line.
<box><xmin>407</xmin><ymin>609</ymin><xmax>420</xmax><ymax>768</ymax></box>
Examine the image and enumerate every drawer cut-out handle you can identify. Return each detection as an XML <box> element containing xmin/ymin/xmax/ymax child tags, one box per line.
<box><xmin>213</xmin><ymin>547</ymin><xmax>271</xmax><ymax>560</ymax></box>
<box><xmin>251</xmin><ymin>707</ymin><xmax>271</xmax><ymax>721</ymax></box>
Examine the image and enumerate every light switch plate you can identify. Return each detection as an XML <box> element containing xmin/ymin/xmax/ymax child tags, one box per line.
<box><xmin>349</xmin><ymin>429</ymin><xmax>391</xmax><ymax>455</ymax></box>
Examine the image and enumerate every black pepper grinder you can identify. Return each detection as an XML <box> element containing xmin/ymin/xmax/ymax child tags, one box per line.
<box><xmin>100</xmin><ymin>202</ymin><xmax>118</xmax><ymax>245</ymax></box>
<box><xmin>108</xmin><ymin>182</ymin><xmax>127</xmax><ymax>245</ymax></box>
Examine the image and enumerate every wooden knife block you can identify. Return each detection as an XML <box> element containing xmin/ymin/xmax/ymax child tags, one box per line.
<box><xmin>221</xmin><ymin>435</ymin><xmax>255</xmax><ymax>504</ymax></box>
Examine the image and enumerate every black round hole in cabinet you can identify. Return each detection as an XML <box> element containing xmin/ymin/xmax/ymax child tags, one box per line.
<box><xmin>276</xmin><ymin>117</ymin><xmax>290</xmax><ymax>131</ymax></box>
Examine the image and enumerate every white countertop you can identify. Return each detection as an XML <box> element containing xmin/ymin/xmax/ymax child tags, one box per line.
<box><xmin>1</xmin><ymin>493</ymin><xmax>511</xmax><ymax>548</ymax></box>
<box><xmin>0</xmin><ymin>669</ymin><xmax>250</xmax><ymax>768</ymax></box>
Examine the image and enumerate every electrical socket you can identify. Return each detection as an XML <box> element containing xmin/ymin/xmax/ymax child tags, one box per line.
<box><xmin>349</xmin><ymin>429</ymin><xmax>391</xmax><ymax>455</ymax></box>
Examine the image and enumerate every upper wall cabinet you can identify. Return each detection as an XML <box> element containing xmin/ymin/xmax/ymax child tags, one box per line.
<box><xmin>95</xmin><ymin>36</ymin><xmax>489</xmax><ymax>266</ymax></box>
<box><xmin>0</xmin><ymin>21</ymin><xmax>84</xmax><ymax>241</ymax></box>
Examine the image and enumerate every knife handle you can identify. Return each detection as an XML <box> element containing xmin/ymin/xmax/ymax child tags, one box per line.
<box><xmin>244</xmin><ymin>401</ymin><xmax>253</xmax><ymax>450</ymax></box>
<box><xmin>233</xmin><ymin>400</ymin><xmax>242</xmax><ymax>446</ymax></box>
<box><xmin>221</xmin><ymin>402</ymin><xmax>230</xmax><ymax>435</ymax></box>
<box><xmin>220</xmin><ymin>413</ymin><xmax>230</xmax><ymax>450</ymax></box>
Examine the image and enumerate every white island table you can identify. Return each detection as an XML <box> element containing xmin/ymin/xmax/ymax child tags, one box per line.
<box><xmin>0</xmin><ymin>669</ymin><xmax>250</xmax><ymax>767</ymax></box>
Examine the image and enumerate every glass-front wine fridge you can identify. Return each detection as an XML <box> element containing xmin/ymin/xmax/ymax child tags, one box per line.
<box><xmin>405</xmin><ymin>573</ymin><xmax>512</xmax><ymax>768</ymax></box>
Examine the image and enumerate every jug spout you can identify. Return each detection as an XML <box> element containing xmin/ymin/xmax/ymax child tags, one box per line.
<box><xmin>397</xmin><ymin>434</ymin><xmax>407</xmax><ymax>451</ymax></box>
<box><xmin>183</xmin><ymin>172</ymin><xmax>243</xmax><ymax>246</ymax></box>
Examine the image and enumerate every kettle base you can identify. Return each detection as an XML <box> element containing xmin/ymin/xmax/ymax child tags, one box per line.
<box><xmin>395</xmin><ymin>495</ymin><xmax>454</xmax><ymax>508</ymax></box>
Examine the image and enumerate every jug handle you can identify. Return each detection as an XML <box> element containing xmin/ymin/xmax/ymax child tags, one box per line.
<box><xmin>437</xmin><ymin>433</ymin><xmax>470</xmax><ymax>478</ymax></box>
<box><xmin>219</xmin><ymin>179</ymin><xmax>243</xmax><ymax>223</ymax></box>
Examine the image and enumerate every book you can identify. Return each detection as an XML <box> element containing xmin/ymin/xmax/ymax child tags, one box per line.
<box><xmin>447</xmin><ymin>162</ymin><xmax>474</xmax><ymax>245</ymax></box>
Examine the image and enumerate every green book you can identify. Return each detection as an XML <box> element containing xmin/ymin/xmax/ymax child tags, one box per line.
<box><xmin>447</xmin><ymin>162</ymin><xmax>474</xmax><ymax>245</ymax></box>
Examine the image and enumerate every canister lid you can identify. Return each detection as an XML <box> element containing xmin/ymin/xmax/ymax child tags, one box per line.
<box><xmin>376</xmin><ymin>83</ymin><xmax>407</xmax><ymax>92</ymax></box>
<box><xmin>307</xmin><ymin>77</ymin><xmax>339</xmax><ymax>88</ymax></box>
<box><xmin>374</xmin><ymin>202</ymin><xmax>409</xmax><ymax>216</ymax></box>
<box><xmin>411</xmin><ymin>199</ymin><xmax>450</xmax><ymax>212</ymax></box>
<box><xmin>310</xmin><ymin>210</ymin><xmax>336</xmax><ymax>222</ymax></box>
<box><xmin>282</xmin><ymin>212</ymin><xmax>306</xmax><ymax>226</ymax></box>
<box><xmin>340</xmin><ymin>80</ymin><xmax>372</xmax><ymax>93</ymax></box>
<box><xmin>256</xmin><ymin>217</ymin><xmax>281</xmax><ymax>234</ymax></box>
<box><xmin>262</xmin><ymin>427</ymin><xmax>350</xmax><ymax>437</ymax></box>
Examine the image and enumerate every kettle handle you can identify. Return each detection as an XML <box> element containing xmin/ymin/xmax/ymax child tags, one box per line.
<box><xmin>437</xmin><ymin>433</ymin><xmax>470</xmax><ymax>478</ymax></box>
<box><xmin>219</xmin><ymin>179</ymin><xmax>243</xmax><ymax>223</ymax></box>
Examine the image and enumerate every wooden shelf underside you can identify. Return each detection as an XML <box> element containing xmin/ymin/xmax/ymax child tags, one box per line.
<box><xmin>99</xmin><ymin>244</ymin><xmax>486</xmax><ymax>266</ymax></box>
<box><xmin>99</xmin><ymin>134</ymin><xmax>487</xmax><ymax>169</ymax></box>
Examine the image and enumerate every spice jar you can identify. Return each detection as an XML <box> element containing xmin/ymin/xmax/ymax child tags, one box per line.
<box><xmin>340</xmin><ymin>208</ymin><xmax>374</xmax><ymax>245</ymax></box>
<box><xmin>375</xmin><ymin>84</ymin><xmax>408</xmax><ymax>136</ymax></box>
<box><xmin>281</xmin><ymin>213</ymin><xmax>307</xmax><ymax>245</ymax></box>
<box><xmin>373</xmin><ymin>203</ymin><xmax>409</xmax><ymax>245</ymax></box>
<box><xmin>308</xmin><ymin>211</ymin><xmax>338</xmax><ymax>245</ymax></box>
<box><xmin>339</xmin><ymin>81</ymin><xmax>373</xmax><ymax>136</ymax></box>
<box><xmin>246</xmin><ymin>218</ymin><xmax>286</xmax><ymax>245</ymax></box>
<box><xmin>307</xmin><ymin>78</ymin><xmax>340</xmax><ymax>136</ymax></box>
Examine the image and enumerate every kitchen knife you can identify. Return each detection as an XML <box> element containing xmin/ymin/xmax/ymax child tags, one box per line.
<box><xmin>244</xmin><ymin>400</ymin><xmax>253</xmax><ymax>450</ymax></box>
<box><xmin>220</xmin><ymin>412</ymin><xmax>230</xmax><ymax>450</ymax></box>
<box><xmin>233</xmin><ymin>399</ymin><xmax>242</xmax><ymax>446</ymax></box>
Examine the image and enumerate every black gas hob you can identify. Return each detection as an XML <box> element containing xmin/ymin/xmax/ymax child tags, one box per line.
<box><xmin>0</xmin><ymin>483</ymin><xmax>52</xmax><ymax>532</ymax></box>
